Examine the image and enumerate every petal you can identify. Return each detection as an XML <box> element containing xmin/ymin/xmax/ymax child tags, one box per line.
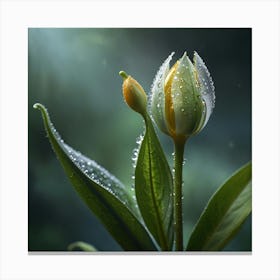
<box><xmin>150</xmin><ymin>52</ymin><xmax>174</xmax><ymax>134</ymax></box>
<box><xmin>171</xmin><ymin>52</ymin><xmax>202</xmax><ymax>135</ymax></box>
<box><xmin>194</xmin><ymin>51</ymin><xmax>215</xmax><ymax>129</ymax></box>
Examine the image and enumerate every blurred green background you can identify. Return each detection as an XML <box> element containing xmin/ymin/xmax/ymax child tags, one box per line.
<box><xmin>28</xmin><ymin>28</ymin><xmax>251</xmax><ymax>251</ymax></box>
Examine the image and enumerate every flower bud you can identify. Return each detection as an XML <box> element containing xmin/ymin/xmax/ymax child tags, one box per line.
<box><xmin>150</xmin><ymin>52</ymin><xmax>215</xmax><ymax>142</ymax></box>
<box><xmin>119</xmin><ymin>71</ymin><xmax>147</xmax><ymax>115</ymax></box>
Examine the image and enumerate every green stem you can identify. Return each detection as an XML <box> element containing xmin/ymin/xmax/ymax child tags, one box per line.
<box><xmin>173</xmin><ymin>139</ymin><xmax>185</xmax><ymax>251</ymax></box>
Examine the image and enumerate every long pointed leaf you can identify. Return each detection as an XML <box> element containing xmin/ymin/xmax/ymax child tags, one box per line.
<box><xmin>135</xmin><ymin>115</ymin><xmax>173</xmax><ymax>250</ymax></box>
<box><xmin>187</xmin><ymin>162</ymin><xmax>252</xmax><ymax>251</ymax></box>
<box><xmin>34</xmin><ymin>103</ymin><xmax>157</xmax><ymax>251</ymax></box>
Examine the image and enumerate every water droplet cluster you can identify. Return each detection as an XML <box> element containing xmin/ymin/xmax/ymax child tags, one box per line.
<box><xmin>194</xmin><ymin>51</ymin><xmax>215</xmax><ymax>128</ymax></box>
<box><xmin>149</xmin><ymin>52</ymin><xmax>175</xmax><ymax>133</ymax></box>
<box><xmin>44</xmin><ymin>112</ymin><xmax>134</xmax><ymax>208</ymax></box>
<box><xmin>131</xmin><ymin>133</ymin><xmax>144</xmax><ymax>170</ymax></box>
<box><xmin>63</xmin><ymin>143</ymin><xmax>131</xmax><ymax>203</ymax></box>
<box><xmin>150</xmin><ymin>52</ymin><xmax>175</xmax><ymax>111</ymax></box>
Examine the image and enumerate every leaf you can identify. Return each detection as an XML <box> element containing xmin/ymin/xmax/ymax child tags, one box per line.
<box><xmin>68</xmin><ymin>241</ymin><xmax>97</xmax><ymax>252</ymax></box>
<box><xmin>186</xmin><ymin>162</ymin><xmax>252</xmax><ymax>251</ymax></box>
<box><xmin>33</xmin><ymin>103</ymin><xmax>157</xmax><ymax>251</ymax></box>
<box><xmin>135</xmin><ymin>115</ymin><xmax>173</xmax><ymax>250</ymax></box>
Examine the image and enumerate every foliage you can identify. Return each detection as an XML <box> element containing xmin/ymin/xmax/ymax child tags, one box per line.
<box><xmin>34</xmin><ymin>102</ymin><xmax>251</xmax><ymax>251</ymax></box>
<box><xmin>33</xmin><ymin>51</ymin><xmax>251</xmax><ymax>251</ymax></box>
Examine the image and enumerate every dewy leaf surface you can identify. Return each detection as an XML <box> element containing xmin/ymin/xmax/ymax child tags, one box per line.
<box><xmin>187</xmin><ymin>162</ymin><xmax>252</xmax><ymax>251</ymax></box>
<box><xmin>135</xmin><ymin>115</ymin><xmax>173</xmax><ymax>250</ymax></box>
<box><xmin>34</xmin><ymin>103</ymin><xmax>157</xmax><ymax>251</ymax></box>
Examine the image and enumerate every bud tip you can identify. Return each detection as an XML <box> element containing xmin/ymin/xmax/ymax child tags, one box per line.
<box><xmin>119</xmin><ymin>71</ymin><xmax>129</xmax><ymax>80</ymax></box>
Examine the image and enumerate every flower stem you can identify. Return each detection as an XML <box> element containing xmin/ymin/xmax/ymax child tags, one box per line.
<box><xmin>173</xmin><ymin>139</ymin><xmax>185</xmax><ymax>251</ymax></box>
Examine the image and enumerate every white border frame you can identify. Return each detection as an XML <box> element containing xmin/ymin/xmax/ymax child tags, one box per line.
<box><xmin>1</xmin><ymin>0</ymin><xmax>279</xmax><ymax>279</ymax></box>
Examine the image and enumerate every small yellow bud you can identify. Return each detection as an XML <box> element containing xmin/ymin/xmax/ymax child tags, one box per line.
<box><xmin>119</xmin><ymin>71</ymin><xmax>147</xmax><ymax>115</ymax></box>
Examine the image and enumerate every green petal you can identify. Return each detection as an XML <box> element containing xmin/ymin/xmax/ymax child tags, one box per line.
<box><xmin>171</xmin><ymin>52</ymin><xmax>203</xmax><ymax>136</ymax></box>
<box><xmin>150</xmin><ymin>52</ymin><xmax>174</xmax><ymax>135</ymax></box>
<box><xmin>193</xmin><ymin>51</ymin><xmax>215</xmax><ymax>129</ymax></box>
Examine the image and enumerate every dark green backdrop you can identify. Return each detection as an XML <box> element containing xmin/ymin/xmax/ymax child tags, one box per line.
<box><xmin>28</xmin><ymin>28</ymin><xmax>251</xmax><ymax>251</ymax></box>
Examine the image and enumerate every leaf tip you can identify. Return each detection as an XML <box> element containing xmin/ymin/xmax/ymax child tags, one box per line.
<box><xmin>33</xmin><ymin>103</ymin><xmax>44</xmax><ymax>111</ymax></box>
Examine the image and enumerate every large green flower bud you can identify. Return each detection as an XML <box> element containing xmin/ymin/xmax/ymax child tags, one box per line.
<box><xmin>150</xmin><ymin>52</ymin><xmax>215</xmax><ymax>142</ymax></box>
